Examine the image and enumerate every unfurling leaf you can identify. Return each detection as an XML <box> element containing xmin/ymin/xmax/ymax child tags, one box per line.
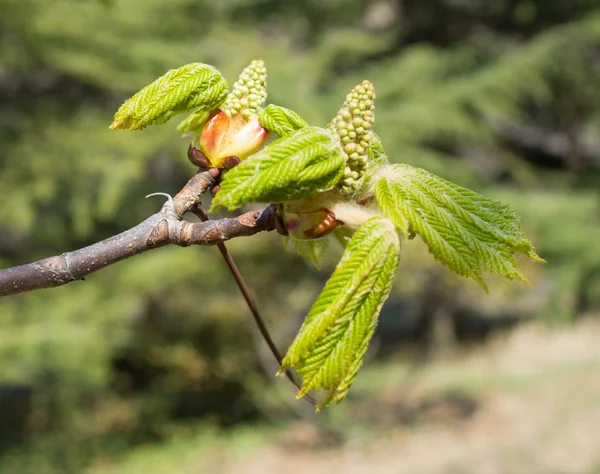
<box><xmin>375</xmin><ymin>164</ymin><xmax>544</xmax><ymax>291</ymax></box>
<box><xmin>357</xmin><ymin>131</ymin><xmax>388</xmax><ymax>196</ymax></box>
<box><xmin>284</xmin><ymin>237</ymin><xmax>329</xmax><ymax>269</ymax></box>
<box><xmin>333</xmin><ymin>227</ymin><xmax>354</xmax><ymax>248</ymax></box>
<box><xmin>367</xmin><ymin>131</ymin><xmax>386</xmax><ymax>160</ymax></box>
<box><xmin>177</xmin><ymin>108</ymin><xmax>211</xmax><ymax>135</ymax></box>
<box><xmin>210</xmin><ymin>126</ymin><xmax>346</xmax><ymax>211</ymax></box>
<box><xmin>258</xmin><ymin>104</ymin><xmax>308</xmax><ymax>137</ymax></box>
<box><xmin>280</xmin><ymin>216</ymin><xmax>400</xmax><ymax>410</ymax></box>
<box><xmin>110</xmin><ymin>63</ymin><xmax>228</xmax><ymax>131</ymax></box>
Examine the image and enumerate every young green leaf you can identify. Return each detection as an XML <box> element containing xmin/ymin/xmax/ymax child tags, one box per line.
<box><xmin>333</xmin><ymin>227</ymin><xmax>354</xmax><ymax>248</ymax></box>
<box><xmin>375</xmin><ymin>164</ymin><xmax>544</xmax><ymax>291</ymax></box>
<box><xmin>356</xmin><ymin>132</ymin><xmax>388</xmax><ymax>196</ymax></box>
<box><xmin>367</xmin><ymin>131</ymin><xmax>386</xmax><ymax>160</ymax></box>
<box><xmin>284</xmin><ymin>237</ymin><xmax>329</xmax><ymax>269</ymax></box>
<box><xmin>280</xmin><ymin>216</ymin><xmax>400</xmax><ymax>410</ymax></box>
<box><xmin>177</xmin><ymin>108</ymin><xmax>211</xmax><ymax>135</ymax></box>
<box><xmin>110</xmin><ymin>63</ymin><xmax>228</xmax><ymax>131</ymax></box>
<box><xmin>258</xmin><ymin>104</ymin><xmax>308</xmax><ymax>137</ymax></box>
<box><xmin>210</xmin><ymin>126</ymin><xmax>346</xmax><ymax>211</ymax></box>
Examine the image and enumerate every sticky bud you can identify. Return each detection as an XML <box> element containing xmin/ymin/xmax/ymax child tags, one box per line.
<box><xmin>199</xmin><ymin>111</ymin><xmax>269</xmax><ymax>167</ymax></box>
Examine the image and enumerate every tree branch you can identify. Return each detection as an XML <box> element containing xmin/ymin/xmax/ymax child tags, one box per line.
<box><xmin>0</xmin><ymin>170</ymin><xmax>277</xmax><ymax>297</ymax></box>
<box><xmin>0</xmin><ymin>164</ymin><xmax>318</xmax><ymax>405</ymax></box>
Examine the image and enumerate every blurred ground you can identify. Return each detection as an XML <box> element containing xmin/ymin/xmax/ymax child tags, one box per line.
<box><xmin>92</xmin><ymin>319</ymin><xmax>600</xmax><ymax>474</ymax></box>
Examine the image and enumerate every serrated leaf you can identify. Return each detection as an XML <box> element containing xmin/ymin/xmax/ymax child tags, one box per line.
<box><xmin>210</xmin><ymin>126</ymin><xmax>346</xmax><ymax>211</ymax></box>
<box><xmin>280</xmin><ymin>216</ymin><xmax>400</xmax><ymax>410</ymax></box>
<box><xmin>110</xmin><ymin>63</ymin><xmax>228</xmax><ymax>131</ymax></box>
<box><xmin>375</xmin><ymin>164</ymin><xmax>544</xmax><ymax>291</ymax></box>
<box><xmin>258</xmin><ymin>104</ymin><xmax>308</xmax><ymax>137</ymax></box>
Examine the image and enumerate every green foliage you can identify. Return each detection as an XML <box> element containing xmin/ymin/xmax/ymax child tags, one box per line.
<box><xmin>375</xmin><ymin>164</ymin><xmax>544</xmax><ymax>291</ymax></box>
<box><xmin>358</xmin><ymin>132</ymin><xmax>388</xmax><ymax>194</ymax></box>
<box><xmin>280</xmin><ymin>216</ymin><xmax>400</xmax><ymax>409</ymax></box>
<box><xmin>30</xmin><ymin>49</ymin><xmax>550</xmax><ymax>411</ymax></box>
<box><xmin>111</xmin><ymin>63</ymin><xmax>228</xmax><ymax>131</ymax></box>
<box><xmin>284</xmin><ymin>237</ymin><xmax>329</xmax><ymax>269</ymax></box>
<box><xmin>210</xmin><ymin>126</ymin><xmax>346</xmax><ymax>211</ymax></box>
<box><xmin>258</xmin><ymin>104</ymin><xmax>308</xmax><ymax>137</ymax></box>
<box><xmin>333</xmin><ymin>227</ymin><xmax>354</xmax><ymax>248</ymax></box>
<box><xmin>177</xmin><ymin>109</ymin><xmax>211</xmax><ymax>135</ymax></box>
<box><xmin>2</xmin><ymin>0</ymin><xmax>600</xmax><ymax>469</ymax></box>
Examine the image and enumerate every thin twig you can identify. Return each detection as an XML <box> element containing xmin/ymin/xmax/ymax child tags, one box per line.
<box><xmin>192</xmin><ymin>203</ymin><xmax>319</xmax><ymax>408</ymax></box>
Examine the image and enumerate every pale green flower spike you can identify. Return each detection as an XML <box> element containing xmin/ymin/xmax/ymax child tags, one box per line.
<box><xmin>223</xmin><ymin>59</ymin><xmax>268</xmax><ymax>120</ymax></box>
<box><xmin>328</xmin><ymin>80</ymin><xmax>376</xmax><ymax>197</ymax></box>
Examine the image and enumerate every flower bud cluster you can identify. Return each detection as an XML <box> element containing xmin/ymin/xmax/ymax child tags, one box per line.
<box><xmin>223</xmin><ymin>60</ymin><xmax>267</xmax><ymax>120</ymax></box>
<box><xmin>328</xmin><ymin>80</ymin><xmax>375</xmax><ymax>196</ymax></box>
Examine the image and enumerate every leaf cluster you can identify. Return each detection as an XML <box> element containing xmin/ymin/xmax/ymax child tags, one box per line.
<box><xmin>106</xmin><ymin>58</ymin><xmax>544</xmax><ymax>407</ymax></box>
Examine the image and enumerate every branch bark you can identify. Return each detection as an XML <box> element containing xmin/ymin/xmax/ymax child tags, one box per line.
<box><xmin>0</xmin><ymin>170</ymin><xmax>277</xmax><ymax>297</ymax></box>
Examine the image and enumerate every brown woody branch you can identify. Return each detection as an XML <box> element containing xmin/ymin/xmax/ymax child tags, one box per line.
<box><xmin>0</xmin><ymin>170</ymin><xmax>277</xmax><ymax>297</ymax></box>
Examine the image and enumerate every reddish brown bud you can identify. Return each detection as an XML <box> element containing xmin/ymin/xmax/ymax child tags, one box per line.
<box><xmin>211</xmin><ymin>185</ymin><xmax>222</xmax><ymax>197</ymax></box>
<box><xmin>187</xmin><ymin>144</ymin><xmax>211</xmax><ymax>169</ymax></box>
<box><xmin>222</xmin><ymin>156</ymin><xmax>242</xmax><ymax>170</ymax></box>
<box><xmin>199</xmin><ymin>111</ymin><xmax>268</xmax><ymax>167</ymax></box>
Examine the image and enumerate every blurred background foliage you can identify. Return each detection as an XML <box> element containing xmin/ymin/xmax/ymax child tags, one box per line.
<box><xmin>1</xmin><ymin>0</ymin><xmax>600</xmax><ymax>472</ymax></box>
